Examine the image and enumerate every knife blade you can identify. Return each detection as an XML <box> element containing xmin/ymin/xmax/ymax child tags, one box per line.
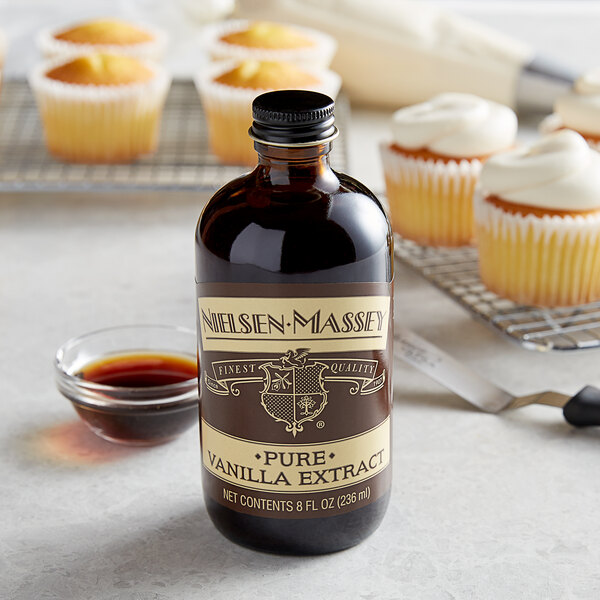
<box><xmin>394</xmin><ymin>328</ymin><xmax>600</xmax><ymax>427</ymax></box>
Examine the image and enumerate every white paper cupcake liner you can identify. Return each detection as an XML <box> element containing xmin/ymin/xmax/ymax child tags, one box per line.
<box><xmin>539</xmin><ymin>113</ymin><xmax>600</xmax><ymax>152</ymax></box>
<box><xmin>194</xmin><ymin>60</ymin><xmax>341</xmax><ymax>165</ymax></box>
<box><xmin>380</xmin><ymin>143</ymin><xmax>482</xmax><ymax>246</ymax></box>
<box><xmin>0</xmin><ymin>28</ymin><xmax>6</xmax><ymax>64</ymax></box>
<box><xmin>474</xmin><ymin>189</ymin><xmax>600</xmax><ymax>306</ymax></box>
<box><xmin>37</xmin><ymin>22</ymin><xmax>168</xmax><ymax>61</ymax></box>
<box><xmin>380</xmin><ymin>143</ymin><xmax>482</xmax><ymax>190</ymax></box>
<box><xmin>29</xmin><ymin>54</ymin><xmax>171</xmax><ymax>163</ymax></box>
<box><xmin>200</xmin><ymin>19</ymin><xmax>337</xmax><ymax>69</ymax></box>
<box><xmin>474</xmin><ymin>188</ymin><xmax>600</xmax><ymax>240</ymax></box>
<box><xmin>0</xmin><ymin>29</ymin><xmax>6</xmax><ymax>87</ymax></box>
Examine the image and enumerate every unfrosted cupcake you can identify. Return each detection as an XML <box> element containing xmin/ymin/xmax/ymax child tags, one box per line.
<box><xmin>476</xmin><ymin>130</ymin><xmax>600</xmax><ymax>307</ymax></box>
<box><xmin>38</xmin><ymin>18</ymin><xmax>167</xmax><ymax>61</ymax></box>
<box><xmin>541</xmin><ymin>70</ymin><xmax>600</xmax><ymax>151</ymax></box>
<box><xmin>195</xmin><ymin>59</ymin><xmax>341</xmax><ymax>165</ymax></box>
<box><xmin>380</xmin><ymin>93</ymin><xmax>517</xmax><ymax>247</ymax></box>
<box><xmin>30</xmin><ymin>53</ymin><xmax>171</xmax><ymax>163</ymax></box>
<box><xmin>201</xmin><ymin>20</ymin><xmax>336</xmax><ymax>69</ymax></box>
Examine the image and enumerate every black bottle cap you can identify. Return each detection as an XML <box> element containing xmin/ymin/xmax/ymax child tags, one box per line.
<box><xmin>249</xmin><ymin>90</ymin><xmax>338</xmax><ymax>146</ymax></box>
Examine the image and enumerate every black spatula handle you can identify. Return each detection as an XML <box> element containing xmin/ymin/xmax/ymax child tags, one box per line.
<box><xmin>563</xmin><ymin>386</ymin><xmax>600</xmax><ymax>427</ymax></box>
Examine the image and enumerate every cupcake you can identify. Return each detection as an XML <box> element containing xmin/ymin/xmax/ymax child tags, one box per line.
<box><xmin>195</xmin><ymin>59</ymin><xmax>341</xmax><ymax>165</ymax></box>
<box><xmin>38</xmin><ymin>18</ymin><xmax>167</xmax><ymax>61</ymax></box>
<box><xmin>0</xmin><ymin>29</ymin><xmax>6</xmax><ymax>90</ymax></box>
<box><xmin>201</xmin><ymin>20</ymin><xmax>336</xmax><ymax>69</ymax></box>
<box><xmin>30</xmin><ymin>53</ymin><xmax>171</xmax><ymax>163</ymax></box>
<box><xmin>475</xmin><ymin>130</ymin><xmax>600</xmax><ymax>307</ymax></box>
<box><xmin>541</xmin><ymin>70</ymin><xmax>600</xmax><ymax>151</ymax></box>
<box><xmin>380</xmin><ymin>93</ymin><xmax>517</xmax><ymax>247</ymax></box>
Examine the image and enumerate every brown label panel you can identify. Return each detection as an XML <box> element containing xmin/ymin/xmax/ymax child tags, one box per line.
<box><xmin>197</xmin><ymin>282</ymin><xmax>393</xmax><ymax>518</ymax></box>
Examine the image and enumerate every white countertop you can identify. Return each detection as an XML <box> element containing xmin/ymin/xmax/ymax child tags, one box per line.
<box><xmin>3</xmin><ymin>108</ymin><xmax>600</xmax><ymax>599</ymax></box>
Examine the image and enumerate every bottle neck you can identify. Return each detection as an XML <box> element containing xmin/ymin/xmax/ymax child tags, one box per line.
<box><xmin>254</xmin><ymin>142</ymin><xmax>335</xmax><ymax>188</ymax></box>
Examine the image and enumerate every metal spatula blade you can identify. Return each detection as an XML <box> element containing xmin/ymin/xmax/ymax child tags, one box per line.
<box><xmin>394</xmin><ymin>328</ymin><xmax>600</xmax><ymax>427</ymax></box>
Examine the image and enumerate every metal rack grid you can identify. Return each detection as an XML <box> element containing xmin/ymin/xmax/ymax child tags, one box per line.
<box><xmin>394</xmin><ymin>234</ymin><xmax>600</xmax><ymax>352</ymax></box>
<box><xmin>0</xmin><ymin>79</ymin><xmax>349</xmax><ymax>192</ymax></box>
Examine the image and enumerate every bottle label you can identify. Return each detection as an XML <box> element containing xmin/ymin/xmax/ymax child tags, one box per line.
<box><xmin>197</xmin><ymin>282</ymin><xmax>392</xmax><ymax>519</ymax></box>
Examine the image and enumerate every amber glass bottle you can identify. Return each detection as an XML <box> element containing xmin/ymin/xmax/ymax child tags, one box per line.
<box><xmin>195</xmin><ymin>91</ymin><xmax>393</xmax><ymax>554</ymax></box>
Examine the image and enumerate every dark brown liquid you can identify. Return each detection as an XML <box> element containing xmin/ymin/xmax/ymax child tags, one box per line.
<box><xmin>196</xmin><ymin>142</ymin><xmax>393</xmax><ymax>554</ymax></box>
<box><xmin>80</xmin><ymin>353</ymin><xmax>197</xmax><ymax>387</ymax></box>
<box><xmin>74</xmin><ymin>353</ymin><xmax>198</xmax><ymax>446</ymax></box>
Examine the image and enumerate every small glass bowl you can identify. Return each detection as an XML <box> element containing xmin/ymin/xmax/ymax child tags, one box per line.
<box><xmin>55</xmin><ymin>325</ymin><xmax>198</xmax><ymax>446</ymax></box>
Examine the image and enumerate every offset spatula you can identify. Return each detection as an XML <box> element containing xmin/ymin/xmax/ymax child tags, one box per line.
<box><xmin>395</xmin><ymin>328</ymin><xmax>600</xmax><ymax>427</ymax></box>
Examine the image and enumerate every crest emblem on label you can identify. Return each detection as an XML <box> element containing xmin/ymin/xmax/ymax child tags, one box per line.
<box><xmin>259</xmin><ymin>349</ymin><xmax>328</xmax><ymax>437</ymax></box>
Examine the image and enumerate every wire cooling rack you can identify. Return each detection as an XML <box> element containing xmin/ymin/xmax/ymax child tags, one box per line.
<box><xmin>394</xmin><ymin>234</ymin><xmax>600</xmax><ymax>351</ymax></box>
<box><xmin>0</xmin><ymin>79</ymin><xmax>349</xmax><ymax>192</ymax></box>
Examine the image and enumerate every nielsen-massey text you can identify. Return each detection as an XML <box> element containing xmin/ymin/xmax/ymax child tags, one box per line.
<box><xmin>201</xmin><ymin>308</ymin><xmax>387</xmax><ymax>336</ymax></box>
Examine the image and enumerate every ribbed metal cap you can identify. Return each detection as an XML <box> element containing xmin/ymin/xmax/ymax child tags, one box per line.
<box><xmin>249</xmin><ymin>90</ymin><xmax>337</xmax><ymax>146</ymax></box>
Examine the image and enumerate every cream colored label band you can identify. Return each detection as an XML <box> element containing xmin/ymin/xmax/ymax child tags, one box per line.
<box><xmin>202</xmin><ymin>417</ymin><xmax>390</xmax><ymax>494</ymax></box>
<box><xmin>198</xmin><ymin>295</ymin><xmax>390</xmax><ymax>353</ymax></box>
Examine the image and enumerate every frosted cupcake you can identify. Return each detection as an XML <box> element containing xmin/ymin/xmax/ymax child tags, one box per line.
<box><xmin>38</xmin><ymin>18</ymin><xmax>167</xmax><ymax>61</ymax></box>
<box><xmin>541</xmin><ymin>70</ymin><xmax>600</xmax><ymax>151</ymax></box>
<box><xmin>195</xmin><ymin>59</ymin><xmax>341</xmax><ymax>165</ymax></box>
<box><xmin>476</xmin><ymin>130</ymin><xmax>600</xmax><ymax>307</ymax></box>
<box><xmin>201</xmin><ymin>20</ymin><xmax>336</xmax><ymax>69</ymax></box>
<box><xmin>380</xmin><ymin>93</ymin><xmax>517</xmax><ymax>247</ymax></box>
<box><xmin>30</xmin><ymin>53</ymin><xmax>171</xmax><ymax>163</ymax></box>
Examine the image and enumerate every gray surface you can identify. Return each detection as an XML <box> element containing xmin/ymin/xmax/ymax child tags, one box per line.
<box><xmin>2</xmin><ymin>188</ymin><xmax>600</xmax><ymax>599</ymax></box>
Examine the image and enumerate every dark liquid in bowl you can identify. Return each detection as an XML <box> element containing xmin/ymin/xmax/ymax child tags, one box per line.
<box><xmin>74</xmin><ymin>352</ymin><xmax>198</xmax><ymax>446</ymax></box>
<box><xmin>80</xmin><ymin>353</ymin><xmax>197</xmax><ymax>387</ymax></box>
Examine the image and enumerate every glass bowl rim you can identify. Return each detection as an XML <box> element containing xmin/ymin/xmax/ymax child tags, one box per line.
<box><xmin>55</xmin><ymin>324</ymin><xmax>198</xmax><ymax>408</ymax></box>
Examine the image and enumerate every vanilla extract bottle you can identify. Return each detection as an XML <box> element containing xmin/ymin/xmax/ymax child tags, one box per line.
<box><xmin>195</xmin><ymin>90</ymin><xmax>393</xmax><ymax>554</ymax></box>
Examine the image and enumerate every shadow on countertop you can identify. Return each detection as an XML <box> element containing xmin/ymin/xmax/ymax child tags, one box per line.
<box><xmin>22</xmin><ymin>420</ymin><xmax>142</xmax><ymax>466</ymax></box>
<box><xmin>9</xmin><ymin>504</ymin><xmax>327</xmax><ymax>600</ymax></box>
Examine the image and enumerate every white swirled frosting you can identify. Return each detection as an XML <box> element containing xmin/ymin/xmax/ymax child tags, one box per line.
<box><xmin>480</xmin><ymin>130</ymin><xmax>600</xmax><ymax>210</ymax></box>
<box><xmin>555</xmin><ymin>69</ymin><xmax>600</xmax><ymax>136</ymax></box>
<box><xmin>391</xmin><ymin>93</ymin><xmax>517</xmax><ymax>157</ymax></box>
